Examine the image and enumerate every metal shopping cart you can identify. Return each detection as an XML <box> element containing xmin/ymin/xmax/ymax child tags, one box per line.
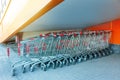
<box><xmin>8</xmin><ymin>30</ymin><xmax>112</xmax><ymax>76</ymax></box>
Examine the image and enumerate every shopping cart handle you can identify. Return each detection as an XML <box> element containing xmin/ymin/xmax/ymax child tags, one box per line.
<box><xmin>39</xmin><ymin>34</ymin><xmax>43</xmax><ymax>37</ymax></box>
<box><xmin>80</xmin><ymin>31</ymin><xmax>83</xmax><ymax>35</ymax></box>
<box><xmin>74</xmin><ymin>33</ymin><xmax>77</xmax><ymax>37</ymax></box>
<box><xmin>60</xmin><ymin>33</ymin><xmax>64</xmax><ymax>37</ymax></box>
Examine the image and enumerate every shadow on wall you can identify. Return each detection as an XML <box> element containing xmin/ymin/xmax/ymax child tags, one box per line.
<box><xmin>110</xmin><ymin>44</ymin><xmax>120</xmax><ymax>54</ymax></box>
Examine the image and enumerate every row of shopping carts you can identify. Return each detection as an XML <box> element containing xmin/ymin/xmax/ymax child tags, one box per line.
<box><xmin>7</xmin><ymin>30</ymin><xmax>113</xmax><ymax>76</ymax></box>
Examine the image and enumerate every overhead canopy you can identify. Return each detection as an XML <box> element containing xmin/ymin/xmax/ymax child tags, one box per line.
<box><xmin>22</xmin><ymin>0</ymin><xmax>120</xmax><ymax>31</ymax></box>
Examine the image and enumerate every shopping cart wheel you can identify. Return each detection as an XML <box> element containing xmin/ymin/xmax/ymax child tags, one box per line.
<box><xmin>22</xmin><ymin>66</ymin><xmax>26</xmax><ymax>73</ymax></box>
<box><xmin>74</xmin><ymin>56</ymin><xmax>78</xmax><ymax>61</ymax></box>
<box><xmin>47</xmin><ymin>62</ymin><xmax>51</xmax><ymax>69</ymax></box>
<box><xmin>69</xmin><ymin>57</ymin><xmax>75</xmax><ymax>64</ymax></box>
<box><xmin>105</xmin><ymin>48</ymin><xmax>110</xmax><ymax>55</ymax></box>
<box><xmin>74</xmin><ymin>55</ymin><xmax>80</xmax><ymax>63</ymax></box>
<box><xmin>97</xmin><ymin>51</ymin><xmax>102</xmax><ymax>58</ymax></box>
<box><xmin>88</xmin><ymin>53</ymin><xmax>93</xmax><ymax>60</ymax></box>
<box><xmin>59</xmin><ymin>61</ymin><xmax>63</xmax><ymax>68</ymax></box>
<box><xmin>69</xmin><ymin>58</ymin><xmax>73</xmax><ymax>64</ymax></box>
<box><xmin>93</xmin><ymin>52</ymin><xmax>98</xmax><ymax>59</ymax></box>
<box><xmin>78</xmin><ymin>56</ymin><xmax>82</xmax><ymax>62</ymax></box>
<box><xmin>74</xmin><ymin>56</ymin><xmax>79</xmax><ymax>63</ymax></box>
<box><xmin>83</xmin><ymin>54</ymin><xmax>88</xmax><ymax>61</ymax></box>
<box><xmin>101</xmin><ymin>50</ymin><xmax>106</xmax><ymax>57</ymax></box>
<box><xmin>57</xmin><ymin>60</ymin><xmax>63</xmax><ymax>68</ymax></box>
<box><xmin>62</xmin><ymin>59</ymin><xmax>66</xmax><ymax>65</ymax></box>
<box><xmin>52</xmin><ymin>62</ymin><xmax>56</xmax><ymax>69</ymax></box>
<box><xmin>48</xmin><ymin>61</ymin><xmax>56</xmax><ymax>69</ymax></box>
<box><xmin>22</xmin><ymin>65</ymin><xmax>26</xmax><ymax>73</ymax></box>
<box><xmin>91</xmin><ymin>53</ymin><xmax>95</xmax><ymax>59</ymax></box>
<box><xmin>56</xmin><ymin>60</ymin><xmax>59</xmax><ymax>67</ymax></box>
<box><xmin>63</xmin><ymin>58</ymin><xmax>69</xmax><ymax>66</ymax></box>
<box><xmin>41</xmin><ymin>64</ymin><xmax>47</xmax><ymax>71</ymax></box>
<box><xmin>72</xmin><ymin>59</ymin><xmax>76</xmax><ymax>64</ymax></box>
<box><xmin>94</xmin><ymin>53</ymin><xmax>98</xmax><ymax>58</ymax></box>
<box><xmin>51</xmin><ymin>62</ymin><xmax>56</xmax><ymax>69</ymax></box>
<box><xmin>101</xmin><ymin>50</ymin><xmax>106</xmax><ymax>56</ymax></box>
<box><xmin>30</xmin><ymin>61</ymin><xmax>41</xmax><ymax>72</ymax></box>
<box><xmin>12</xmin><ymin>68</ymin><xmax>16</xmax><ymax>76</ymax></box>
<box><xmin>80</xmin><ymin>55</ymin><xmax>84</xmax><ymax>61</ymax></box>
<box><xmin>30</xmin><ymin>66</ymin><xmax>34</xmax><ymax>72</ymax></box>
<box><xmin>47</xmin><ymin>63</ymin><xmax>50</xmax><ymax>68</ymax></box>
<box><xmin>109</xmin><ymin>48</ymin><xmax>113</xmax><ymax>54</ymax></box>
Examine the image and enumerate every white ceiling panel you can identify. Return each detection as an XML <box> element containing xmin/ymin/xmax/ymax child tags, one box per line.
<box><xmin>22</xmin><ymin>0</ymin><xmax>120</xmax><ymax>32</ymax></box>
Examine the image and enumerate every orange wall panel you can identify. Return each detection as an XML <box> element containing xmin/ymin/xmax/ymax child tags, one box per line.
<box><xmin>110</xmin><ymin>19</ymin><xmax>120</xmax><ymax>44</ymax></box>
<box><xmin>112</xmin><ymin>19</ymin><xmax>120</xmax><ymax>29</ymax></box>
<box><xmin>85</xmin><ymin>22</ymin><xmax>111</xmax><ymax>31</ymax></box>
<box><xmin>85</xmin><ymin>19</ymin><xmax>120</xmax><ymax>44</ymax></box>
<box><xmin>110</xmin><ymin>30</ymin><xmax>120</xmax><ymax>44</ymax></box>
